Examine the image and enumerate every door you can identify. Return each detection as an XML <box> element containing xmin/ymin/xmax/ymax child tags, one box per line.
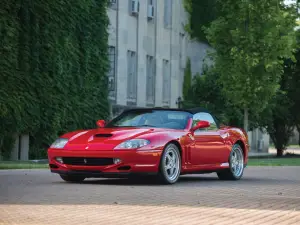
<box><xmin>190</xmin><ymin>112</ymin><xmax>228</xmax><ymax>166</ymax></box>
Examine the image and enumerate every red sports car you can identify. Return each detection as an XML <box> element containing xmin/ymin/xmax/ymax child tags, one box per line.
<box><xmin>47</xmin><ymin>107</ymin><xmax>249</xmax><ymax>184</ymax></box>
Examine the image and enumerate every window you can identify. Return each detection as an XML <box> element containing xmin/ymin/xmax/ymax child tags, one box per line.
<box><xmin>162</xmin><ymin>59</ymin><xmax>171</xmax><ymax>106</ymax></box>
<box><xmin>146</xmin><ymin>55</ymin><xmax>155</xmax><ymax>106</ymax></box>
<box><xmin>129</xmin><ymin>0</ymin><xmax>139</xmax><ymax>15</ymax></box>
<box><xmin>108</xmin><ymin>46</ymin><xmax>116</xmax><ymax>100</ymax></box>
<box><xmin>192</xmin><ymin>112</ymin><xmax>218</xmax><ymax>131</ymax></box>
<box><xmin>164</xmin><ymin>0</ymin><xmax>172</xmax><ymax>28</ymax></box>
<box><xmin>127</xmin><ymin>50</ymin><xmax>137</xmax><ymax>104</ymax></box>
<box><xmin>147</xmin><ymin>0</ymin><xmax>155</xmax><ymax>20</ymax></box>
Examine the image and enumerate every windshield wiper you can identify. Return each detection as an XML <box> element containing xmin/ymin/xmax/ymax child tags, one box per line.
<box><xmin>137</xmin><ymin>124</ymin><xmax>157</xmax><ymax>127</ymax></box>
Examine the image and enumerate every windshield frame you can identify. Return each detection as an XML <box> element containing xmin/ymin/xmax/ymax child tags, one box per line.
<box><xmin>105</xmin><ymin>109</ymin><xmax>192</xmax><ymax>130</ymax></box>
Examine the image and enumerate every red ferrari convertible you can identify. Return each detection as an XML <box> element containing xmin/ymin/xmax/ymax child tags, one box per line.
<box><xmin>48</xmin><ymin>107</ymin><xmax>249</xmax><ymax>184</ymax></box>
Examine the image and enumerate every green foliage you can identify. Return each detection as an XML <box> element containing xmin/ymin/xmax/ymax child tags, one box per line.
<box><xmin>253</xmin><ymin>68</ymin><xmax>295</xmax><ymax>156</ymax></box>
<box><xmin>253</xmin><ymin>29</ymin><xmax>300</xmax><ymax>155</ymax></box>
<box><xmin>287</xmin><ymin>31</ymin><xmax>300</xmax><ymax>144</ymax></box>
<box><xmin>182</xmin><ymin>58</ymin><xmax>192</xmax><ymax>101</ymax></box>
<box><xmin>182</xmin><ymin>66</ymin><xmax>244</xmax><ymax>128</ymax></box>
<box><xmin>183</xmin><ymin>0</ymin><xmax>218</xmax><ymax>44</ymax></box>
<box><xmin>204</xmin><ymin>0</ymin><xmax>297</xmax><ymax>131</ymax></box>
<box><xmin>0</xmin><ymin>0</ymin><xmax>110</xmax><ymax>159</ymax></box>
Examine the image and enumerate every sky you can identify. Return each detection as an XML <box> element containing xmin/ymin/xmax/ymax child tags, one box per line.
<box><xmin>284</xmin><ymin>0</ymin><xmax>297</xmax><ymax>5</ymax></box>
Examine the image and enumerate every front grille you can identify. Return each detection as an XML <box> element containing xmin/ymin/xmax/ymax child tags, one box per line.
<box><xmin>62</xmin><ymin>157</ymin><xmax>114</xmax><ymax>166</ymax></box>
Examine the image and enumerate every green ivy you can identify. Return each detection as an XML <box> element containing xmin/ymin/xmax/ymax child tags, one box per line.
<box><xmin>0</xmin><ymin>0</ymin><xmax>110</xmax><ymax>159</ymax></box>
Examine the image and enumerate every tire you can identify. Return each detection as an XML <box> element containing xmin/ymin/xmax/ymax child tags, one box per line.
<box><xmin>217</xmin><ymin>144</ymin><xmax>245</xmax><ymax>180</ymax></box>
<box><xmin>60</xmin><ymin>174</ymin><xmax>85</xmax><ymax>183</ymax></box>
<box><xmin>158</xmin><ymin>143</ymin><xmax>181</xmax><ymax>184</ymax></box>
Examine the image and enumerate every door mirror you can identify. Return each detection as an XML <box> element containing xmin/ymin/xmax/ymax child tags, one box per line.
<box><xmin>190</xmin><ymin>120</ymin><xmax>210</xmax><ymax>132</ymax></box>
<box><xmin>96</xmin><ymin>120</ymin><xmax>106</xmax><ymax>128</ymax></box>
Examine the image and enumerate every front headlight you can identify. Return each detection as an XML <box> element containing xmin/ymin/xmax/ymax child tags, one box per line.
<box><xmin>114</xmin><ymin>139</ymin><xmax>150</xmax><ymax>150</ymax></box>
<box><xmin>50</xmin><ymin>138</ymin><xmax>68</xmax><ymax>149</ymax></box>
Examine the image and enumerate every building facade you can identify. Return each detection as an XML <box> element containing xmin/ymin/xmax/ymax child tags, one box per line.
<box><xmin>107</xmin><ymin>0</ymin><xmax>190</xmax><ymax>116</ymax></box>
<box><xmin>105</xmin><ymin>0</ymin><xmax>270</xmax><ymax>153</ymax></box>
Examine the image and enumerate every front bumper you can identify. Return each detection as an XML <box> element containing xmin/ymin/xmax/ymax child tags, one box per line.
<box><xmin>47</xmin><ymin>148</ymin><xmax>162</xmax><ymax>178</ymax></box>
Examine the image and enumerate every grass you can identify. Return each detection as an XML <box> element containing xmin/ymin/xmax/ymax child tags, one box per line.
<box><xmin>0</xmin><ymin>161</ymin><xmax>49</xmax><ymax>170</ymax></box>
<box><xmin>1</xmin><ymin>155</ymin><xmax>300</xmax><ymax>169</ymax></box>
<box><xmin>247</xmin><ymin>157</ymin><xmax>300</xmax><ymax>166</ymax></box>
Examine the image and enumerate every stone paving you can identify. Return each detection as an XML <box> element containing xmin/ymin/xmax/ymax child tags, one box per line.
<box><xmin>0</xmin><ymin>167</ymin><xmax>300</xmax><ymax>225</ymax></box>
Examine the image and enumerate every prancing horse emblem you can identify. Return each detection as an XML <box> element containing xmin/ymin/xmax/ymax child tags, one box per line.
<box><xmin>83</xmin><ymin>158</ymin><xmax>87</xmax><ymax>164</ymax></box>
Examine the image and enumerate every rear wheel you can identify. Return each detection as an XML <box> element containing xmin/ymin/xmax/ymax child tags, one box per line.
<box><xmin>217</xmin><ymin>144</ymin><xmax>244</xmax><ymax>180</ymax></box>
<box><xmin>158</xmin><ymin>143</ymin><xmax>181</xmax><ymax>184</ymax></box>
<box><xmin>60</xmin><ymin>174</ymin><xmax>85</xmax><ymax>183</ymax></box>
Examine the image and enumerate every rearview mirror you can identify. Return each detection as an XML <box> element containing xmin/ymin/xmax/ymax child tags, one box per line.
<box><xmin>96</xmin><ymin>120</ymin><xmax>106</xmax><ymax>128</ymax></box>
<box><xmin>190</xmin><ymin>120</ymin><xmax>210</xmax><ymax>132</ymax></box>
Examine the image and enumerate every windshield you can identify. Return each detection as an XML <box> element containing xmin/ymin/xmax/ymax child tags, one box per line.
<box><xmin>105</xmin><ymin>110</ymin><xmax>192</xmax><ymax>130</ymax></box>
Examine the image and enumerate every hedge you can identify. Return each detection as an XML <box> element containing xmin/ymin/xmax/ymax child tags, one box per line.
<box><xmin>0</xmin><ymin>0</ymin><xmax>110</xmax><ymax>159</ymax></box>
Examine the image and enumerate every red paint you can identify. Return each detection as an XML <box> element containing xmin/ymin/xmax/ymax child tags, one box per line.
<box><xmin>47</xmin><ymin>109</ymin><xmax>249</xmax><ymax>178</ymax></box>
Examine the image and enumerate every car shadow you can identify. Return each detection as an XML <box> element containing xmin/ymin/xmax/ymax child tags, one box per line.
<box><xmin>54</xmin><ymin>174</ymin><xmax>295</xmax><ymax>186</ymax></box>
<box><xmin>59</xmin><ymin>175</ymin><xmax>228</xmax><ymax>186</ymax></box>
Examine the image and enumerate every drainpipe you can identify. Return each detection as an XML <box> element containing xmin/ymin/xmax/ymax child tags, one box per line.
<box><xmin>114</xmin><ymin>0</ymin><xmax>119</xmax><ymax>116</ymax></box>
<box><xmin>135</xmin><ymin>2</ymin><xmax>139</xmax><ymax>106</ymax></box>
<box><xmin>169</xmin><ymin>0</ymin><xmax>173</xmax><ymax>107</ymax></box>
<box><xmin>154</xmin><ymin>0</ymin><xmax>158</xmax><ymax>106</ymax></box>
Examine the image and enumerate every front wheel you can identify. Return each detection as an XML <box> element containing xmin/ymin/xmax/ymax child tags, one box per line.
<box><xmin>158</xmin><ymin>143</ymin><xmax>181</xmax><ymax>184</ymax></box>
<box><xmin>217</xmin><ymin>144</ymin><xmax>244</xmax><ymax>180</ymax></box>
<box><xmin>60</xmin><ymin>174</ymin><xmax>85</xmax><ymax>183</ymax></box>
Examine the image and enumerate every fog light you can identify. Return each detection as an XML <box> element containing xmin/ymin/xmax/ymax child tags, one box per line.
<box><xmin>113</xmin><ymin>158</ymin><xmax>122</xmax><ymax>164</ymax></box>
<box><xmin>56</xmin><ymin>157</ymin><xmax>63</xmax><ymax>163</ymax></box>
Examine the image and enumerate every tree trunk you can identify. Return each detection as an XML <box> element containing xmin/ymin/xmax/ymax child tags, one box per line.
<box><xmin>244</xmin><ymin>108</ymin><xmax>249</xmax><ymax>132</ymax></box>
<box><xmin>297</xmin><ymin>126</ymin><xmax>300</xmax><ymax>146</ymax></box>
<box><xmin>277</xmin><ymin>148</ymin><xmax>284</xmax><ymax>157</ymax></box>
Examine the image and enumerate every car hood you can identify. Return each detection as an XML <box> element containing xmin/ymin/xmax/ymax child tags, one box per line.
<box><xmin>62</xmin><ymin>127</ymin><xmax>156</xmax><ymax>150</ymax></box>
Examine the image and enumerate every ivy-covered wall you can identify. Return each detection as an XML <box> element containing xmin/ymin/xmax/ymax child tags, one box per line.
<box><xmin>0</xmin><ymin>0</ymin><xmax>110</xmax><ymax>159</ymax></box>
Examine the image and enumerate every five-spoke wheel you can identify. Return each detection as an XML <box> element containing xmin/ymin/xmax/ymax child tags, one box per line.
<box><xmin>159</xmin><ymin>143</ymin><xmax>181</xmax><ymax>184</ymax></box>
<box><xmin>217</xmin><ymin>144</ymin><xmax>245</xmax><ymax>180</ymax></box>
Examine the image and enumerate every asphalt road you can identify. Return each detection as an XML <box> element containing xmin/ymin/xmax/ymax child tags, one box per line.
<box><xmin>1</xmin><ymin>167</ymin><xmax>300</xmax><ymax>225</ymax></box>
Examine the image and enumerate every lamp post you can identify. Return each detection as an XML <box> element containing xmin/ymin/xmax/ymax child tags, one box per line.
<box><xmin>176</xmin><ymin>96</ymin><xmax>182</xmax><ymax>109</ymax></box>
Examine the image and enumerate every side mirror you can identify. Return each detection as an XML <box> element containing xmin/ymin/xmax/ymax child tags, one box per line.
<box><xmin>96</xmin><ymin>120</ymin><xmax>106</xmax><ymax>128</ymax></box>
<box><xmin>190</xmin><ymin>120</ymin><xmax>210</xmax><ymax>132</ymax></box>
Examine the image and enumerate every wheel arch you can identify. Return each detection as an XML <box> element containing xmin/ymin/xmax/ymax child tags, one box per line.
<box><xmin>234</xmin><ymin>140</ymin><xmax>247</xmax><ymax>161</ymax></box>
<box><xmin>164</xmin><ymin>140</ymin><xmax>183</xmax><ymax>158</ymax></box>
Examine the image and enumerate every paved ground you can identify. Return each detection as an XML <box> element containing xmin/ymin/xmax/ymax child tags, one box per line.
<box><xmin>1</xmin><ymin>167</ymin><xmax>300</xmax><ymax>225</ymax></box>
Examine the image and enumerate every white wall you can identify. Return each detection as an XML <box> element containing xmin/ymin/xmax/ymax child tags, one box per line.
<box><xmin>107</xmin><ymin>0</ymin><xmax>216</xmax><ymax>114</ymax></box>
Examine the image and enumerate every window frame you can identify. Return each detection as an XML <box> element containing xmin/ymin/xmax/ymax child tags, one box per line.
<box><xmin>192</xmin><ymin>112</ymin><xmax>220</xmax><ymax>131</ymax></box>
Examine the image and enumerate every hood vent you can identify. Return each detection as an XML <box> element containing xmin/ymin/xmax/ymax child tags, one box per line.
<box><xmin>94</xmin><ymin>133</ymin><xmax>113</xmax><ymax>138</ymax></box>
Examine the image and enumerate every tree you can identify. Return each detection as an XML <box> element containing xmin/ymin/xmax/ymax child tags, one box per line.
<box><xmin>287</xmin><ymin>33</ymin><xmax>300</xmax><ymax>145</ymax></box>
<box><xmin>204</xmin><ymin>0</ymin><xmax>297</xmax><ymax>132</ymax></box>
<box><xmin>182</xmin><ymin>65</ymin><xmax>244</xmax><ymax>128</ymax></box>
<box><xmin>253</xmin><ymin>67</ymin><xmax>295</xmax><ymax>156</ymax></box>
<box><xmin>253</xmin><ymin>28</ymin><xmax>300</xmax><ymax>156</ymax></box>
<box><xmin>183</xmin><ymin>0</ymin><xmax>218</xmax><ymax>44</ymax></box>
